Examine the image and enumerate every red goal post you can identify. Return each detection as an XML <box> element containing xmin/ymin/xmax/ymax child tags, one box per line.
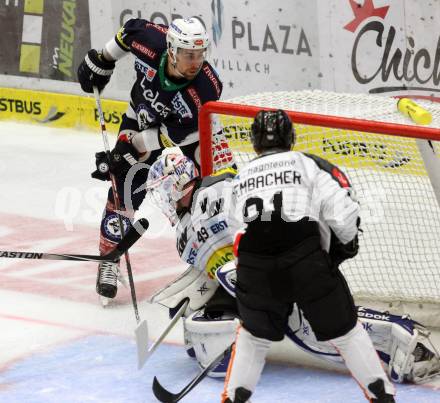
<box><xmin>198</xmin><ymin>91</ymin><xmax>440</xmax><ymax>326</ymax></box>
<box><xmin>199</xmin><ymin>100</ymin><xmax>440</xmax><ymax>176</ymax></box>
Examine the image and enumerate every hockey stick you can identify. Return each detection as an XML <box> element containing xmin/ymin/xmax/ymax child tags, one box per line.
<box><xmin>138</xmin><ymin>299</ymin><xmax>189</xmax><ymax>369</ymax></box>
<box><xmin>0</xmin><ymin>218</ymin><xmax>149</xmax><ymax>263</ymax></box>
<box><xmin>152</xmin><ymin>343</ymin><xmax>233</xmax><ymax>402</ymax></box>
<box><xmin>93</xmin><ymin>87</ymin><xmax>148</xmax><ymax>355</ymax></box>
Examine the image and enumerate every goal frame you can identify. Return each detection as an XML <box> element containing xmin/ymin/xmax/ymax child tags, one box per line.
<box><xmin>198</xmin><ymin>99</ymin><xmax>440</xmax><ymax>325</ymax></box>
<box><xmin>199</xmin><ymin>100</ymin><xmax>440</xmax><ymax>177</ymax></box>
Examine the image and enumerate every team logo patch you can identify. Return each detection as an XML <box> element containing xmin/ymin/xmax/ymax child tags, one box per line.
<box><xmin>102</xmin><ymin>213</ymin><xmax>131</xmax><ymax>243</ymax></box>
<box><xmin>136</xmin><ymin>104</ymin><xmax>155</xmax><ymax>129</ymax></box>
<box><xmin>135</xmin><ymin>58</ymin><xmax>157</xmax><ymax>82</ymax></box>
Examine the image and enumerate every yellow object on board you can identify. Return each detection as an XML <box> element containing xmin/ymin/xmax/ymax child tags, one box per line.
<box><xmin>397</xmin><ymin>98</ymin><xmax>432</xmax><ymax>125</ymax></box>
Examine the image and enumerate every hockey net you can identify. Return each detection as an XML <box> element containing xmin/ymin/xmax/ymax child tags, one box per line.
<box><xmin>199</xmin><ymin>90</ymin><xmax>440</xmax><ymax>325</ymax></box>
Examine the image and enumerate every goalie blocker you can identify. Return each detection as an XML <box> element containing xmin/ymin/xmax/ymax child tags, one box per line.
<box><xmin>151</xmin><ymin>264</ymin><xmax>440</xmax><ymax>383</ymax></box>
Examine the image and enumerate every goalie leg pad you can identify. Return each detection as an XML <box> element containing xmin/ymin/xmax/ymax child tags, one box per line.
<box><xmin>357</xmin><ymin>306</ymin><xmax>440</xmax><ymax>383</ymax></box>
<box><xmin>185</xmin><ymin>309</ymin><xmax>239</xmax><ymax>377</ymax></box>
<box><xmin>150</xmin><ymin>265</ymin><xmax>218</xmax><ymax>315</ymax></box>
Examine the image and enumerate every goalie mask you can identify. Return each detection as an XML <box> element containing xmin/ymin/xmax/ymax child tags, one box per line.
<box><xmin>250</xmin><ymin>109</ymin><xmax>295</xmax><ymax>153</ymax></box>
<box><xmin>147</xmin><ymin>154</ymin><xmax>199</xmax><ymax>225</ymax></box>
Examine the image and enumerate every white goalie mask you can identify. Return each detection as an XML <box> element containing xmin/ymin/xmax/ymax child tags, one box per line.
<box><xmin>147</xmin><ymin>154</ymin><xmax>199</xmax><ymax>225</ymax></box>
<box><xmin>166</xmin><ymin>17</ymin><xmax>209</xmax><ymax>63</ymax></box>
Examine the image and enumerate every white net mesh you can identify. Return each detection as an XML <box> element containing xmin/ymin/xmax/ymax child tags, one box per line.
<box><xmin>203</xmin><ymin>90</ymin><xmax>440</xmax><ymax>307</ymax></box>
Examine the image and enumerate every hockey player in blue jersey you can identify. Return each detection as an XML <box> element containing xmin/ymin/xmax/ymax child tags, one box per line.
<box><xmin>77</xmin><ymin>17</ymin><xmax>222</xmax><ymax>303</ymax></box>
<box><xmin>146</xmin><ymin>153</ymin><xmax>440</xmax><ymax>395</ymax></box>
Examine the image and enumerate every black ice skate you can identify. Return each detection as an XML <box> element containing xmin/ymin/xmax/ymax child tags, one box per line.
<box><xmin>225</xmin><ymin>387</ymin><xmax>252</xmax><ymax>403</ymax></box>
<box><xmin>96</xmin><ymin>261</ymin><xmax>120</xmax><ymax>305</ymax></box>
<box><xmin>368</xmin><ymin>379</ymin><xmax>395</xmax><ymax>403</ymax></box>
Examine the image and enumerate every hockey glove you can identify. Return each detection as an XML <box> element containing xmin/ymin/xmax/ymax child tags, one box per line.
<box><xmin>91</xmin><ymin>142</ymin><xmax>139</xmax><ymax>181</ymax></box>
<box><xmin>329</xmin><ymin>233</ymin><xmax>359</xmax><ymax>267</ymax></box>
<box><xmin>77</xmin><ymin>49</ymin><xmax>115</xmax><ymax>93</ymax></box>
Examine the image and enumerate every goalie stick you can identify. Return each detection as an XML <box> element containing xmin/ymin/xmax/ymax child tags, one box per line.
<box><xmin>138</xmin><ymin>299</ymin><xmax>189</xmax><ymax>369</ymax></box>
<box><xmin>152</xmin><ymin>343</ymin><xmax>233</xmax><ymax>403</ymax></box>
<box><xmin>0</xmin><ymin>218</ymin><xmax>149</xmax><ymax>263</ymax></box>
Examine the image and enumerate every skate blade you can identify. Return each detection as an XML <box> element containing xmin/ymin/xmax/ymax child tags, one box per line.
<box><xmin>100</xmin><ymin>296</ymin><xmax>111</xmax><ymax>307</ymax></box>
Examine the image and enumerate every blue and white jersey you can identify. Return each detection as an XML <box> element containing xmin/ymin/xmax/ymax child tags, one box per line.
<box><xmin>106</xmin><ymin>19</ymin><xmax>222</xmax><ymax>144</ymax></box>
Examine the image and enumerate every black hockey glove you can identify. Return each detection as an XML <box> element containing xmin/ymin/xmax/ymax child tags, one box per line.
<box><xmin>329</xmin><ymin>233</ymin><xmax>359</xmax><ymax>267</ymax></box>
<box><xmin>91</xmin><ymin>142</ymin><xmax>139</xmax><ymax>181</ymax></box>
<box><xmin>77</xmin><ymin>49</ymin><xmax>115</xmax><ymax>93</ymax></box>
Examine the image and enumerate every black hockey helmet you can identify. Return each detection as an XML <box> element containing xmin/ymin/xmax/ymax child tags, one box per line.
<box><xmin>250</xmin><ymin>109</ymin><xmax>295</xmax><ymax>153</ymax></box>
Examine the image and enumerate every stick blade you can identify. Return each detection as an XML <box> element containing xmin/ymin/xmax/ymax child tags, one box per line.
<box><xmin>152</xmin><ymin>376</ymin><xmax>179</xmax><ymax>403</ymax></box>
<box><xmin>135</xmin><ymin>320</ymin><xmax>149</xmax><ymax>370</ymax></box>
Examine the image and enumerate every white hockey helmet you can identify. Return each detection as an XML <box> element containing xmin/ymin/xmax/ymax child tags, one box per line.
<box><xmin>167</xmin><ymin>17</ymin><xmax>209</xmax><ymax>57</ymax></box>
<box><xmin>147</xmin><ymin>153</ymin><xmax>199</xmax><ymax>224</ymax></box>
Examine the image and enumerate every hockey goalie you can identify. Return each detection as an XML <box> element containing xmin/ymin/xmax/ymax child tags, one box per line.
<box><xmin>146</xmin><ymin>152</ymin><xmax>440</xmax><ymax>385</ymax></box>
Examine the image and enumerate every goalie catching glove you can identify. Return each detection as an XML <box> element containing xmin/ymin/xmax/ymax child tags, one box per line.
<box><xmin>91</xmin><ymin>141</ymin><xmax>139</xmax><ymax>181</ymax></box>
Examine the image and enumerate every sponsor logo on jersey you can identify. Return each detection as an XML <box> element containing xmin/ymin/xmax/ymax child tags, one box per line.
<box><xmin>202</xmin><ymin>65</ymin><xmax>222</xmax><ymax>97</ymax></box>
<box><xmin>135</xmin><ymin>59</ymin><xmax>157</xmax><ymax>82</ymax></box>
<box><xmin>187</xmin><ymin>87</ymin><xmax>202</xmax><ymax>110</ymax></box>
<box><xmin>146</xmin><ymin>22</ymin><xmax>168</xmax><ymax>35</ymax></box>
<box><xmin>140</xmin><ymin>81</ymin><xmax>172</xmax><ymax>118</ymax></box>
<box><xmin>171</xmin><ymin>92</ymin><xmax>193</xmax><ymax>119</ymax></box>
<box><xmin>132</xmin><ymin>41</ymin><xmax>157</xmax><ymax>60</ymax></box>
<box><xmin>205</xmin><ymin>245</ymin><xmax>234</xmax><ymax>279</ymax></box>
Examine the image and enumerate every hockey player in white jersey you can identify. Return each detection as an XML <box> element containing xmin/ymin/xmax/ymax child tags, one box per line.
<box><xmin>146</xmin><ymin>151</ymin><xmax>440</xmax><ymax>392</ymax></box>
<box><xmin>222</xmin><ymin>109</ymin><xmax>398</xmax><ymax>403</ymax></box>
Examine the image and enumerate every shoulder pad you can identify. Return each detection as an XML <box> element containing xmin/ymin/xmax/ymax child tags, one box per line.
<box><xmin>189</xmin><ymin>62</ymin><xmax>222</xmax><ymax>101</ymax></box>
<box><xmin>116</xmin><ymin>19</ymin><xmax>167</xmax><ymax>54</ymax></box>
<box><xmin>200</xmin><ymin>171</ymin><xmax>235</xmax><ymax>188</ymax></box>
<box><xmin>303</xmin><ymin>152</ymin><xmax>352</xmax><ymax>188</ymax></box>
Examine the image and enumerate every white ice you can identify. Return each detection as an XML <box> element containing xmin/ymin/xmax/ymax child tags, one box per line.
<box><xmin>0</xmin><ymin>121</ymin><xmax>439</xmax><ymax>402</ymax></box>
